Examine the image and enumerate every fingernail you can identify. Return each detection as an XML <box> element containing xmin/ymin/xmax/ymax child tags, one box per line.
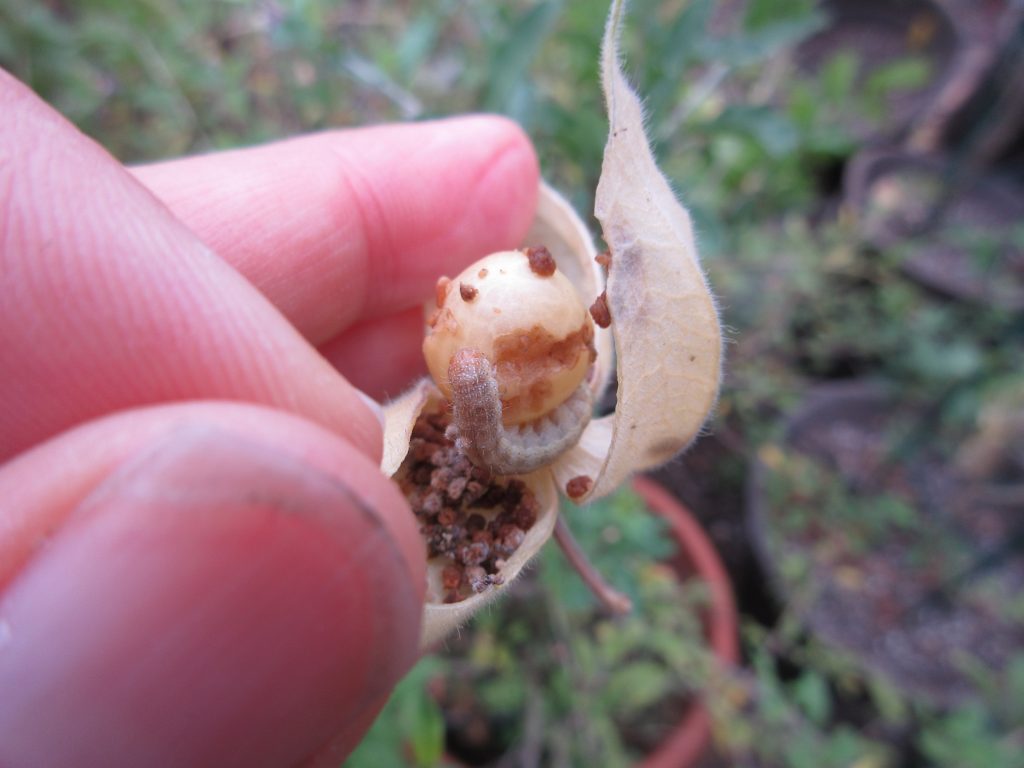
<box><xmin>0</xmin><ymin>427</ymin><xmax>421</xmax><ymax>768</ymax></box>
<box><xmin>356</xmin><ymin>389</ymin><xmax>386</xmax><ymax>429</ymax></box>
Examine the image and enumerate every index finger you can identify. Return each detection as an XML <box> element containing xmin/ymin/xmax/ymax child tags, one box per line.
<box><xmin>132</xmin><ymin>118</ymin><xmax>540</xmax><ymax>346</ymax></box>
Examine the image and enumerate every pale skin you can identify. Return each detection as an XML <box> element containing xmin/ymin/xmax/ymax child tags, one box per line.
<box><xmin>0</xmin><ymin>67</ymin><xmax>539</xmax><ymax>767</ymax></box>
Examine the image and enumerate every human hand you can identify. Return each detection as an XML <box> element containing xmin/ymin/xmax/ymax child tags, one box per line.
<box><xmin>0</xmin><ymin>68</ymin><xmax>538</xmax><ymax>767</ymax></box>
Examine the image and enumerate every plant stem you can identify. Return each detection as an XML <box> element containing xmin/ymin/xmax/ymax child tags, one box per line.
<box><xmin>553</xmin><ymin>515</ymin><xmax>633</xmax><ymax>614</ymax></box>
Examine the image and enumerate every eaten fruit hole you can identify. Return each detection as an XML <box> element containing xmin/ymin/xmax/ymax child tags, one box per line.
<box><xmin>493</xmin><ymin>322</ymin><xmax>595</xmax><ymax>425</ymax></box>
<box><xmin>398</xmin><ymin>409</ymin><xmax>540</xmax><ymax>604</ymax></box>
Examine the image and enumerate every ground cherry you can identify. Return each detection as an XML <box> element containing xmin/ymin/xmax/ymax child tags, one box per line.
<box><xmin>423</xmin><ymin>249</ymin><xmax>595</xmax><ymax>426</ymax></box>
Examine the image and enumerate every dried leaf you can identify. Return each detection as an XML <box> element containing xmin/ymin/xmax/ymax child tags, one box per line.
<box><xmin>564</xmin><ymin>0</ymin><xmax>722</xmax><ymax>502</ymax></box>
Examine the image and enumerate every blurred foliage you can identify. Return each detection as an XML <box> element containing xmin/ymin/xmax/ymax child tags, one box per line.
<box><xmin>346</xmin><ymin>656</ymin><xmax>448</xmax><ymax>768</ymax></box>
<box><xmin>4</xmin><ymin>0</ymin><xmax>1024</xmax><ymax>766</ymax></box>
<box><xmin>355</xmin><ymin>487</ymin><xmax>714</xmax><ymax>767</ymax></box>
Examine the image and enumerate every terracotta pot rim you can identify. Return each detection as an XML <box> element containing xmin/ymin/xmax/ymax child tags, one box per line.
<box><xmin>631</xmin><ymin>475</ymin><xmax>739</xmax><ymax>768</ymax></box>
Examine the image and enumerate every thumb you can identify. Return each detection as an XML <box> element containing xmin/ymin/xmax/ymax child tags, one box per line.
<box><xmin>0</xmin><ymin>405</ymin><xmax>424</xmax><ymax>768</ymax></box>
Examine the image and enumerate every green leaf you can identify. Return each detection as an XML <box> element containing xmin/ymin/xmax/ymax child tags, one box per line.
<box><xmin>480</xmin><ymin>674</ymin><xmax>527</xmax><ymax>714</ymax></box>
<box><xmin>396</xmin><ymin>9</ymin><xmax>444</xmax><ymax>79</ymax></box>
<box><xmin>790</xmin><ymin>671</ymin><xmax>831</xmax><ymax>726</ymax></box>
<box><xmin>483</xmin><ymin>1</ymin><xmax>562</xmax><ymax>115</ymax></box>
<box><xmin>1005</xmin><ymin>655</ymin><xmax>1024</xmax><ymax>722</ymax></box>
<box><xmin>346</xmin><ymin>657</ymin><xmax>446</xmax><ymax>768</ymax></box>
<box><xmin>866</xmin><ymin>57</ymin><xmax>931</xmax><ymax>98</ymax></box>
<box><xmin>697</xmin><ymin>13</ymin><xmax>826</xmax><ymax>66</ymax></box>
<box><xmin>867</xmin><ymin>676</ymin><xmax>909</xmax><ymax>725</ymax></box>
<box><xmin>711</xmin><ymin>106</ymin><xmax>800</xmax><ymax>158</ymax></box>
<box><xmin>664</xmin><ymin>0</ymin><xmax>714</xmax><ymax>64</ymax></box>
<box><xmin>606</xmin><ymin>661</ymin><xmax>673</xmax><ymax>714</ymax></box>
<box><xmin>408</xmin><ymin>694</ymin><xmax>445</xmax><ymax>767</ymax></box>
<box><xmin>745</xmin><ymin>0</ymin><xmax>816</xmax><ymax>30</ymax></box>
<box><xmin>820</xmin><ymin>51</ymin><xmax>859</xmax><ymax>103</ymax></box>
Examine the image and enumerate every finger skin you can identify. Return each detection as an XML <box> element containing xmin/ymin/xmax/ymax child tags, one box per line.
<box><xmin>0</xmin><ymin>403</ymin><xmax>425</xmax><ymax>767</ymax></box>
<box><xmin>0</xmin><ymin>402</ymin><xmax>422</xmax><ymax>594</ymax></box>
<box><xmin>319</xmin><ymin>306</ymin><xmax>429</xmax><ymax>401</ymax></box>
<box><xmin>132</xmin><ymin>118</ymin><xmax>540</xmax><ymax>345</ymax></box>
<box><xmin>300</xmin><ymin>690</ymin><xmax>392</xmax><ymax>768</ymax></box>
<box><xmin>0</xmin><ymin>69</ymin><xmax>380</xmax><ymax>461</ymax></box>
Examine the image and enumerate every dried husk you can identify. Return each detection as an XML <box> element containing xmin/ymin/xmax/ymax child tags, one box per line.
<box><xmin>382</xmin><ymin>183</ymin><xmax>599</xmax><ymax>647</ymax></box>
<box><xmin>381</xmin><ymin>386</ymin><xmax>560</xmax><ymax>649</ymax></box>
<box><xmin>551</xmin><ymin>0</ymin><xmax>722</xmax><ymax>502</ymax></box>
<box><xmin>380</xmin><ymin>0</ymin><xmax>722</xmax><ymax>646</ymax></box>
<box><xmin>381</xmin><ymin>379</ymin><xmax>437</xmax><ymax>477</ymax></box>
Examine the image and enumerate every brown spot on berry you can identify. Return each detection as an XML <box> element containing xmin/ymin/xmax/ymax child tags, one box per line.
<box><xmin>435</xmin><ymin>276</ymin><xmax>452</xmax><ymax>308</ymax></box>
<box><xmin>478</xmin><ymin>268</ymin><xmax>489</xmax><ymax>279</ymax></box>
<box><xmin>589</xmin><ymin>291</ymin><xmax>611</xmax><ymax>328</ymax></box>
<box><xmin>595</xmin><ymin>250</ymin><xmax>612</xmax><ymax>269</ymax></box>
<box><xmin>525</xmin><ymin>245</ymin><xmax>556</xmax><ymax>277</ymax></box>
<box><xmin>459</xmin><ymin>282</ymin><xmax>478</xmax><ymax>302</ymax></box>
<box><xmin>566</xmin><ymin>475</ymin><xmax>593</xmax><ymax>500</ymax></box>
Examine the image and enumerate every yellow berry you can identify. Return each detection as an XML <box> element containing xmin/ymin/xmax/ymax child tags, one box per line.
<box><xmin>423</xmin><ymin>249</ymin><xmax>595</xmax><ymax>425</ymax></box>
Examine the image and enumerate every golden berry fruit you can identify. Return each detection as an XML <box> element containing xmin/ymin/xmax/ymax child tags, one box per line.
<box><xmin>423</xmin><ymin>250</ymin><xmax>595</xmax><ymax>425</ymax></box>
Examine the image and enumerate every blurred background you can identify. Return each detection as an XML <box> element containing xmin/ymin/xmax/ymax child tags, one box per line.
<box><xmin>3</xmin><ymin>0</ymin><xmax>1022</xmax><ymax>765</ymax></box>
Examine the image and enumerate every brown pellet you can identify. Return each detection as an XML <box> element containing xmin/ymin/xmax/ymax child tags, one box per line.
<box><xmin>421</xmin><ymin>492</ymin><xmax>443</xmax><ymax>515</ymax></box>
<box><xmin>525</xmin><ymin>245</ymin><xmax>556</xmax><ymax>277</ymax></box>
<box><xmin>447</xmin><ymin>475</ymin><xmax>468</xmax><ymax>501</ymax></box>
<box><xmin>459</xmin><ymin>541</ymin><xmax>490</xmax><ymax>566</ymax></box>
<box><xmin>589</xmin><ymin>292</ymin><xmax>611</xmax><ymax>328</ymax></box>
<box><xmin>566</xmin><ymin>475</ymin><xmax>593</xmax><ymax>499</ymax></box>
<box><xmin>437</xmin><ymin>507</ymin><xmax>458</xmax><ymax>526</ymax></box>
<box><xmin>442</xmin><ymin>564</ymin><xmax>463</xmax><ymax>590</ymax></box>
<box><xmin>401</xmin><ymin>409</ymin><xmax>541</xmax><ymax>603</ymax></box>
